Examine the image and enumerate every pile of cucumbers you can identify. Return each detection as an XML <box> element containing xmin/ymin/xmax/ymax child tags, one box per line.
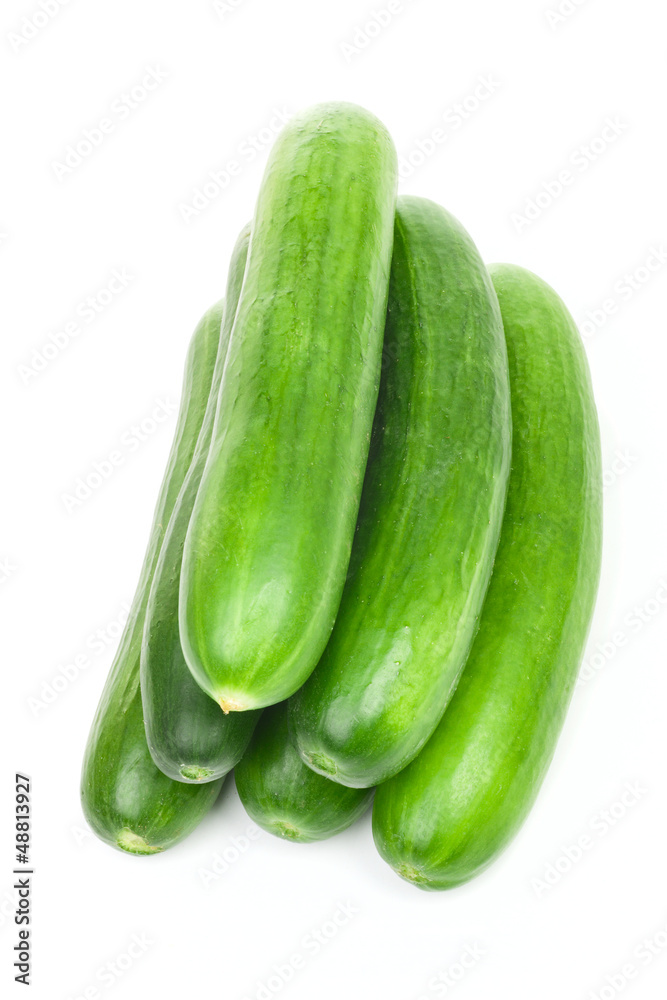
<box><xmin>81</xmin><ymin>102</ymin><xmax>602</xmax><ymax>890</ymax></box>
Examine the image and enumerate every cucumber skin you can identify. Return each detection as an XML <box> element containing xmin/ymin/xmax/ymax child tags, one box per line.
<box><xmin>141</xmin><ymin>225</ymin><xmax>260</xmax><ymax>784</ymax></box>
<box><xmin>372</xmin><ymin>264</ymin><xmax>603</xmax><ymax>890</ymax></box>
<box><xmin>180</xmin><ymin>102</ymin><xmax>398</xmax><ymax>713</ymax></box>
<box><xmin>235</xmin><ymin>704</ymin><xmax>373</xmax><ymax>843</ymax></box>
<box><xmin>81</xmin><ymin>304</ymin><xmax>225</xmax><ymax>854</ymax></box>
<box><xmin>290</xmin><ymin>196</ymin><xmax>512</xmax><ymax>788</ymax></box>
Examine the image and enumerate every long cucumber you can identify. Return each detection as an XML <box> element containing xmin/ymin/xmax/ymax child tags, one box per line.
<box><xmin>372</xmin><ymin>264</ymin><xmax>603</xmax><ymax>889</ymax></box>
<box><xmin>141</xmin><ymin>225</ymin><xmax>260</xmax><ymax>782</ymax></box>
<box><xmin>236</xmin><ymin>704</ymin><xmax>373</xmax><ymax>843</ymax></box>
<box><xmin>81</xmin><ymin>303</ymin><xmax>224</xmax><ymax>853</ymax></box>
<box><xmin>290</xmin><ymin>196</ymin><xmax>512</xmax><ymax>787</ymax></box>
<box><xmin>180</xmin><ymin>102</ymin><xmax>398</xmax><ymax>713</ymax></box>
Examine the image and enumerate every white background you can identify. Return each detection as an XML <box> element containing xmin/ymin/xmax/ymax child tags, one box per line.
<box><xmin>2</xmin><ymin>1</ymin><xmax>666</xmax><ymax>998</ymax></box>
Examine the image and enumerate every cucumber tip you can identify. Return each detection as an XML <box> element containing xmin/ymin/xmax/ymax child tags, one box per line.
<box><xmin>218</xmin><ymin>696</ymin><xmax>246</xmax><ymax>714</ymax></box>
<box><xmin>117</xmin><ymin>828</ymin><xmax>164</xmax><ymax>856</ymax></box>
<box><xmin>306</xmin><ymin>751</ymin><xmax>338</xmax><ymax>778</ymax></box>
<box><xmin>180</xmin><ymin>765</ymin><xmax>215</xmax><ymax>782</ymax></box>
<box><xmin>274</xmin><ymin>821</ymin><xmax>305</xmax><ymax>842</ymax></box>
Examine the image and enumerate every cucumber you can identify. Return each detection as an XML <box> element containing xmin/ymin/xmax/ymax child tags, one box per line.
<box><xmin>290</xmin><ymin>196</ymin><xmax>512</xmax><ymax>788</ymax></box>
<box><xmin>180</xmin><ymin>102</ymin><xmax>398</xmax><ymax>713</ymax></box>
<box><xmin>235</xmin><ymin>704</ymin><xmax>373</xmax><ymax>843</ymax></box>
<box><xmin>81</xmin><ymin>302</ymin><xmax>225</xmax><ymax>854</ymax></box>
<box><xmin>141</xmin><ymin>225</ymin><xmax>260</xmax><ymax>783</ymax></box>
<box><xmin>372</xmin><ymin>264</ymin><xmax>603</xmax><ymax>890</ymax></box>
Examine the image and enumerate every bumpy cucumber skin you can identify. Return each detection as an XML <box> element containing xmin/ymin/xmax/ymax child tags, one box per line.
<box><xmin>141</xmin><ymin>226</ymin><xmax>260</xmax><ymax>784</ymax></box>
<box><xmin>235</xmin><ymin>704</ymin><xmax>373</xmax><ymax>843</ymax></box>
<box><xmin>372</xmin><ymin>264</ymin><xmax>603</xmax><ymax>890</ymax></box>
<box><xmin>180</xmin><ymin>102</ymin><xmax>398</xmax><ymax>713</ymax></box>
<box><xmin>290</xmin><ymin>196</ymin><xmax>512</xmax><ymax>788</ymax></box>
<box><xmin>81</xmin><ymin>305</ymin><xmax>225</xmax><ymax>854</ymax></box>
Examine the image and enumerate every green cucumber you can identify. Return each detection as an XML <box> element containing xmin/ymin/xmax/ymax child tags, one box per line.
<box><xmin>372</xmin><ymin>264</ymin><xmax>603</xmax><ymax>890</ymax></box>
<box><xmin>290</xmin><ymin>196</ymin><xmax>511</xmax><ymax>788</ymax></box>
<box><xmin>81</xmin><ymin>303</ymin><xmax>225</xmax><ymax>853</ymax></box>
<box><xmin>235</xmin><ymin>704</ymin><xmax>373</xmax><ymax>843</ymax></box>
<box><xmin>180</xmin><ymin>102</ymin><xmax>398</xmax><ymax>713</ymax></box>
<box><xmin>141</xmin><ymin>225</ymin><xmax>260</xmax><ymax>783</ymax></box>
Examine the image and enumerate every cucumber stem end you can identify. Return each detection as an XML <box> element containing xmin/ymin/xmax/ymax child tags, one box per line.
<box><xmin>218</xmin><ymin>696</ymin><xmax>246</xmax><ymax>714</ymax></box>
